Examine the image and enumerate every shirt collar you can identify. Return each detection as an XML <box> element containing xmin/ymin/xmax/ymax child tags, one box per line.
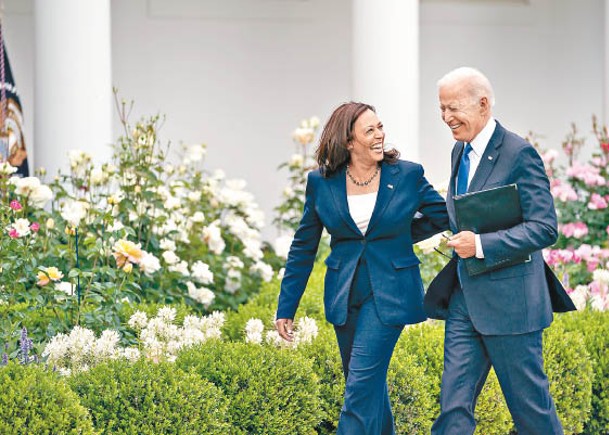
<box><xmin>468</xmin><ymin>117</ymin><xmax>496</xmax><ymax>157</ymax></box>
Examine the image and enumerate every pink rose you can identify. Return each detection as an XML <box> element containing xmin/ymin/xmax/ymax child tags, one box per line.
<box><xmin>588</xmin><ymin>193</ymin><xmax>608</xmax><ymax>210</ymax></box>
<box><xmin>9</xmin><ymin>200</ymin><xmax>22</xmax><ymax>211</ymax></box>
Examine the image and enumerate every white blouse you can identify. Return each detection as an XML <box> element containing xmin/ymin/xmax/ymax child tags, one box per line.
<box><xmin>347</xmin><ymin>191</ymin><xmax>378</xmax><ymax>235</ymax></box>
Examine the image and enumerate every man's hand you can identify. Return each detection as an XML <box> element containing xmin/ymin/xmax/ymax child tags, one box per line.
<box><xmin>275</xmin><ymin>318</ymin><xmax>294</xmax><ymax>342</ymax></box>
<box><xmin>447</xmin><ymin>230</ymin><xmax>476</xmax><ymax>258</ymax></box>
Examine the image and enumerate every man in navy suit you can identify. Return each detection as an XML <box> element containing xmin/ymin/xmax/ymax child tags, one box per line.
<box><xmin>429</xmin><ymin>67</ymin><xmax>565</xmax><ymax>434</ymax></box>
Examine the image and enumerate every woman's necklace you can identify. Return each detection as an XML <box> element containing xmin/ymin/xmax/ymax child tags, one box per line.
<box><xmin>346</xmin><ymin>164</ymin><xmax>380</xmax><ymax>187</ymax></box>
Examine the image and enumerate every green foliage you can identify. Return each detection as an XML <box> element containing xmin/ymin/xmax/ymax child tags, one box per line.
<box><xmin>0</xmin><ymin>362</ymin><xmax>95</xmax><ymax>435</ymax></box>
<box><xmin>177</xmin><ymin>340</ymin><xmax>323</xmax><ymax>434</ymax></box>
<box><xmin>296</xmin><ymin>324</ymin><xmax>345</xmax><ymax>434</ymax></box>
<box><xmin>414</xmin><ymin>244</ymin><xmax>450</xmax><ymax>288</ymax></box>
<box><xmin>116</xmin><ymin>301</ymin><xmax>196</xmax><ymax>345</ymax></box>
<box><xmin>543</xmin><ymin>319</ymin><xmax>593</xmax><ymax>434</ymax></box>
<box><xmin>557</xmin><ymin>310</ymin><xmax>609</xmax><ymax>434</ymax></box>
<box><xmin>474</xmin><ymin>371</ymin><xmax>512</xmax><ymax>435</ymax></box>
<box><xmin>388</xmin><ymin>348</ymin><xmax>437</xmax><ymax>434</ymax></box>
<box><xmin>397</xmin><ymin>322</ymin><xmax>445</xmax><ymax>404</ymax></box>
<box><xmin>273</xmin><ymin>116</ymin><xmax>320</xmax><ymax>233</ymax></box>
<box><xmin>0</xmin><ymin>303</ymin><xmax>58</xmax><ymax>357</ymax></box>
<box><xmin>223</xmin><ymin>261</ymin><xmax>327</xmax><ymax>341</ymax></box>
<box><xmin>1</xmin><ymin>101</ymin><xmax>278</xmax><ymax>346</ymax></box>
<box><xmin>537</xmin><ymin>118</ymin><xmax>609</xmax><ymax>291</ymax></box>
<box><xmin>397</xmin><ymin>323</ymin><xmax>512</xmax><ymax>434</ymax></box>
<box><xmin>68</xmin><ymin>359</ymin><xmax>230</xmax><ymax>434</ymax></box>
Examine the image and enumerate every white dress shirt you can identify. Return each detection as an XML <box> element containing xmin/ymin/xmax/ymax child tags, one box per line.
<box><xmin>347</xmin><ymin>192</ymin><xmax>378</xmax><ymax>235</ymax></box>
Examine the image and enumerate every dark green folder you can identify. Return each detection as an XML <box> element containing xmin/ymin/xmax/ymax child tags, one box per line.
<box><xmin>453</xmin><ymin>183</ymin><xmax>531</xmax><ymax>276</ymax></box>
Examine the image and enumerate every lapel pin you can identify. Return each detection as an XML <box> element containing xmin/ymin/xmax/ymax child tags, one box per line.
<box><xmin>387</xmin><ymin>184</ymin><xmax>394</xmax><ymax>189</ymax></box>
<box><xmin>488</xmin><ymin>156</ymin><xmax>493</xmax><ymax>161</ymax></box>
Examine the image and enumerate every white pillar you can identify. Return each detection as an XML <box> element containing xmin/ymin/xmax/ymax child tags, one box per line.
<box><xmin>605</xmin><ymin>0</ymin><xmax>609</xmax><ymax>125</ymax></box>
<box><xmin>352</xmin><ymin>0</ymin><xmax>419</xmax><ymax>162</ymax></box>
<box><xmin>34</xmin><ymin>0</ymin><xmax>112</xmax><ymax>177</ymax></box>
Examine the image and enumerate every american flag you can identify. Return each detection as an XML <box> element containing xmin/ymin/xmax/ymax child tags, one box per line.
<box><xmin>0</xmin><ymin>22</ymin><xmax>28</xmax><ymax>177</ymax></box>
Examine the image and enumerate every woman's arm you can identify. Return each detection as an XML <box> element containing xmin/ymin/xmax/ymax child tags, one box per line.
<box><xmin>276</xmin><ymin>171</ymin><xmax>324</xmax><ymax>324</ymax></box>
<box><xmin>412</xmin><ymin>168</ymin><xmax>449</xmax><ymax>244</ymax></box>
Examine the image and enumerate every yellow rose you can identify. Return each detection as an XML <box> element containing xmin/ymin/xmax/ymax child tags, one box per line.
<box><xmin>37</xmin><ymin>266</ymin><xmax>64</xmax><ymax>286</ymax></box>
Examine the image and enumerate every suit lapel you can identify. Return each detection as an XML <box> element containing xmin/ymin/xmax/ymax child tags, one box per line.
<box><xmin>468</xmin><ymin>122</ymin><xmax>504</xmax><ymax>192</ymax></box>
<box><xmin>447</xmin><ymin>143</ymin><xmax>463</xmax><ymax>231</ymax></box>
<box><xmin>366</xmin><ymin>161</ymin><xmax>400</xmax><ymax>235</ymax></box>
<box><xmin>328</xmin><ymin>166</ymin><xmax>361</xmax><ymax>235</ymax></box>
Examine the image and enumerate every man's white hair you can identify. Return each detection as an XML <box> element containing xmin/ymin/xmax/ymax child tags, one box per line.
<box><xmin>437</xmin><ymin>67</ymin><xmax>496</xmax><ymax>107</ymax></box>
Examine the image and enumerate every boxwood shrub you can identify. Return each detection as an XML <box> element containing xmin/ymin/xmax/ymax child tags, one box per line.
<box><xmin>296</xmin><ymin>323</ymin><xmax>345</xmax><ymax>434</ymax></box>
<box><xmin>397</xmin><ymin>322</ymin><xmax>512</xmax><ymax>434</ymax></box>
<box><xmin>68</xmin><ymin>359</ymin><xmax>230</xmax><ymax>434</ymax></box>
<box><xmin>0</xmin><ymin>362</ymin><xmax>95</xmax><ymax>435</ymax></box>
<box><xmin>557</xmin><ymin>310</ymin><xmax>609</xmax><ymax>434</ymax></box>
<box><xmin>177</xmin><ymin>340</ymin><xmax>323</xmax><ymax>434</ymax></box>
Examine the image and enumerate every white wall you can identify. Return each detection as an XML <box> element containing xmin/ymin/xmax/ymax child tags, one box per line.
<box><xmin>111</xmin><ymin>0</ymin><xmax>352</xmax><ymax>240</ymax></box>
<box><xmin>2</xmin><ymin>0</ymin><xmax>606</xmax><ymax>241</ymax></box>
<box><xmin>420</xmin><ymin>0</ymin><xmax>605</xmax><ymax>186</ymax></box>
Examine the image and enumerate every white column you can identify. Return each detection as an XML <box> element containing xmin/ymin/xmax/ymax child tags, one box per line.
<box><xmin>605</xmin><ymin>0</ymin><xmax>609</xmax><ymax>125</ymax></box>
<box><xmin>352</xmin><ymin>0</ymin><xmax>419</xmax><ymax>162</ymax></box>
<box><xmin>34</xmin><ymin>0</ymin><xmax>112</xmax><ymax>177</ymax></box>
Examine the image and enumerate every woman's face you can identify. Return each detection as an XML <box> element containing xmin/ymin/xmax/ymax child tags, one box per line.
<box><xmin>348</xmin><ymin>109</ymin><xmax>385</xmax><ymax>165</ymax></box>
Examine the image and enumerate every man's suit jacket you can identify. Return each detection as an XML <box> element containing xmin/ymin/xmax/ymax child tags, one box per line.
<box><xmin>277</xmin><ymin>160</ymin><xmax>448</xmax><ymax>326</ymax></box>
<box><xmin>424</xmin><ymin>121</ymin><xmax>575</xmax><ymax>335</ymax></box>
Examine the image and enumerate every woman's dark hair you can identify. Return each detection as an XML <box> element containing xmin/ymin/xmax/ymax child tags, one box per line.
<box><xmin>315</xmin><ymin>102</ymin><xmax>400</xmax><ymax>177</ymax></box>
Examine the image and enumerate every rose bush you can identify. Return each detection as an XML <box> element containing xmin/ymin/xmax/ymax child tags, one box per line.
<box><xmin>0</xmin><ymin>98</ymin><xmax>278</xmax><ymax>350</ymax></box>
<box><xmin>538</xmin><ymin>117</ymin><xmax>609</xmax><ymax>311</ymax></box>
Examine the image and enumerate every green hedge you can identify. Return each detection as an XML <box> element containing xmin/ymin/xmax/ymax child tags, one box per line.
<box><xmin>396</xmin><ymin>323</ymin><xmax>512</xmax><ymax>434</ymax></box>
<box><xmin>0</xmin><ymin>362</ymin><xmax>95</xmax><ymax>435</ymax></box>
<box><xmin>557</xmin><ymin>310</ymin><xmax>609</xmax><ymax>434</ymax></box>
<box><xmin>176</xmin><ymin>340</ymin><xmax>323</xmax><ymax>434</ymax></box>
<box><xmin>1</xmin><ymin>259</ymin><xmax>607</xmax><ymax>434</ymax></box>
<box><xmin>225</xmin><ymin>261</ymin><xmax>601</xmax><ymax>434</ymax></box>
<box><xmin>69</xmin><ymin>359</ymin><xmax>230</xmax><ymax>434</ymax></box>
<box><xmin>296</xmin><ymin>324</ymin><xmax>345</xmax><ymax>434</ymax></box>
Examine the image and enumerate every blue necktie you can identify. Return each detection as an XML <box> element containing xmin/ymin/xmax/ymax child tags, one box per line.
<box><xmin>456</xmin><ymin>143</ymin><xmax>473</xmax><ymax>285</ymax></box>
<box><xmin>457</xmin><ymin>143</ymin><xmax>473</xmax><ymax>195</ymax></box>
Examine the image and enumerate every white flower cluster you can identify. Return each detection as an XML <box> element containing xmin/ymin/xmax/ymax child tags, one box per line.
<box><xmin>273</xmin><ymin>234</ymin><xmax>294</xmax><ymax>260</ymax></box>
<box><xmin>224</xmin><ymin>256</ymin><xmax>244</xmax><ymax>294</ymax></box>
<box><xmin>130</xmin><ymin>307</ymin><xmax>225</xmax><ymax>363</ymax></box>
<box><xmin>42</xmin><ymin>307</ymin><xmax>226</xmax><ymax>374</ymax></box>
<box><xmin>181</xmin><ymin>143</ymin><xmax>207</xmax><ymax>166</ymax></box>
<box><xmin>9</xmin><ymin>176</ymin><xmax>53</xmax><ymax>208</ymax></box>
<box><xmin>250</xmin><ymin>261</ymin><xmax>274</xmax><ymax>283</ymax></box>
<box><xmin>245</xmin><ymin>316</ymin><xmax>319</xmax><ymax>348</ymax></box>
<box><xmin>202</xmin><ymin>220</ymin><xmax>225</xmax><ymax>255</ymax></box>
<box><xmin>60</xmin><ymin>200</ymin><xmax>90</xmax><ymax>228</ymax></box>
<box><xmin>186</xmin><ymin>282</ymin><xmax>215</xmax><ymax>307</ymax></box>
<box><xmin>292</xmin><ymin>116</ymin><xmax>320</xmax><ymax>146</ymax></box>
<box><xmin>42</xmin><ymin>326</ymin><xmax>128</xmax><ymax>375</ymax></box>
<box><xmin>69</xmin><ymin>150</ymin><xmax>93</xmax><ymax>179</ymax></box>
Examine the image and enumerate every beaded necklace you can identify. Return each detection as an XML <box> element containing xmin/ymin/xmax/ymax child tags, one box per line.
<box><xmin>346</xmin><ymin>165</ymin><xmax>380</xmax><ymax>186</ymax></box>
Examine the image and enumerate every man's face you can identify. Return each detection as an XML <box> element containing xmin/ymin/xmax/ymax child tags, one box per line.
<box><xmin>439</xmin><ymin>81</ymin><xmax>489</xmax><ymax>143</ymax></box>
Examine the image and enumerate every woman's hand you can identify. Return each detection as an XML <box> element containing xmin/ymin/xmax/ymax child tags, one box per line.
<box><xmin>275</xmin><ymin>318</ymin><xmax>294</xmax><ymax>342</ymax></box>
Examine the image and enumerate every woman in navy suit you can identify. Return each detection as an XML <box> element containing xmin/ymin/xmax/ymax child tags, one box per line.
<box><xmin>275</xmin><ymin>102</ymin><xmax>448</xmax><ymax>434</ymax></box>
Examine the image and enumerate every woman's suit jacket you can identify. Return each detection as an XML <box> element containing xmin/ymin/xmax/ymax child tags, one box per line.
<box><xmin>277</xmin><ymin>160</ymin><xmax>449</xmax><ymax>326</ymax></box>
